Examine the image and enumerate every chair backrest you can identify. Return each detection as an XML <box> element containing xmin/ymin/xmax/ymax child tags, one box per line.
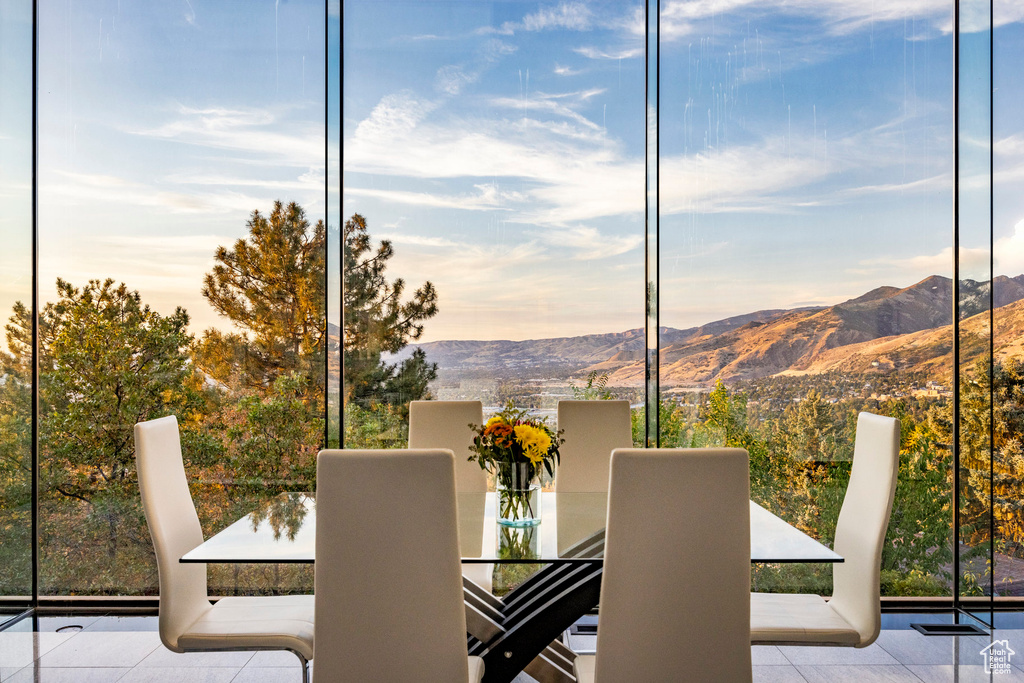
<box><xmin>408</xmin><ymin>400</ymin><xmax>486</xmax><ymax>492</ymax></box>
<box><xmin>829</xmin><ymin>411</ymin><xmax>901</xmax><ymax>647</ymax></box>
<box><xmin>314</xmin><ymin>448</ymin><xmax>471</xmax><ymax>683</ymax></box>
<box><xmin>595</xmin><ymin>448</ymin><xmax>751</xmax><ymax>683</ymax></box>
<box><xmin>134</xmin><ymin>415</ymin><xmax>210</xmax><ymax>652</ymax></box>
<box><xmin>555</xmin><ymin>400</ymin><xmax>632</xmax><ymax>492</ymax></box>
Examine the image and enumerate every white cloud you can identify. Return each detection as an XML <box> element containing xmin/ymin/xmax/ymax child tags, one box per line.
<box><xmin>529</xmin><ymin>225</ymin><xmax>643</xmax><ymax>260</ymax></box>
<box><xmin>997</xmin><ymin>134</ymin><xmax>1024</xmax><ymax>157</ymax></box>
<box><xmin>483</xmin><ymin>38</ymin><xmax>518</xmax><ymax>59</ymax></box>
<box><xmin>660</xmin><ymin>0</ymin><xmax>923</xmax><ymax>39</ymax></box>
<box><xmin>162</xmin><ymin>169</ymin><xmax>322</xmax><ymax>191</ymax></box>
<box><xmin>345</xmin><ymin>92</ymin><xmax>641</xmax><ymax>226</ymax></box>
<box><xmin>95</xmin><ymin>233</ymin><xmax>228</xmax><ymax>256</ymax></box>
<box><xmin>132</xmin><ymin>105</ymin><xmax>324</xmax><ymax>169</ymax></box>
<box><xmin>661</xmin><ymin>0</ymin><xmax>753</xmax><ymax>21</ymax></box>
<box><xmin>965</xmin><ymin>0</ymin><xmax>1024</xmax><ymax>32</ymax></box>
<box><xmin>488</xmin><ymin>92</ymin><xmax>604</xmax><ymax>131</ymax></box>
<box><xmin>860</xmin><ymin>245</ymin><xmax>989</xmax><ymax>280</ymax></box>
<box><xmin>435</xmin><ymin>65</ymin><xmax>478</xmax><ymax>95</ymax></box>
<box><xmin>554</xmin><ymin>64</ymin><xmax>582</xmax><ymax>76</ymax></box>
<box><xmin>523</xmin><ymin>2</ymin><xmax>593</xmax><ymax>31</ymax></box>
<box><xmin>983</xmin><ymin>135</ymin><xmax>1024</xmax><ymax>186</ymax></box>
<box><xmin>405</xmin><ymin>239</ymin><xmax>550</xmax><ymax>284</ymax></box>
<box><xmin>346</xmin><ymin>88</ymin><xmax>947</xmax><ymax>237</ymax></box>
<box><xmin>995</xmin><ymin>218</ymin><xmax>1024</xmax><ymax>276</ymax></box>
<box><xmin>298</xmin><ymin>166</ymin><xmax>324</xmax><ymax>187</ymax></box>
<box><xmin>574</xmin><ymin>46</ymin><xmax>643</xmax><ymax>60</ymax></box>
<box><xmin>383</xmin><ymin>234</ymin><xmax>631</xmax><ymax>340</ymax></box>
<box><xmin>837</xmin><ymin>174</ymin><xmax>950</xmax><ymax>199</ymax></box>
<box><xmin>45</xmin><ymin>170</ymin><xmax>271</xmax><ymax>215</ymax></box>
<box><xmin>657</xmin><ymin>0</ymin><xmax>1021</xmax><ymax>38</ymax></box>
<box><xmin>0</xmin><ymin>180</ymin><xmax>30</xmax><ymax>198</ymax></box>
<box><xmin>432</xmin><ymin>39</ymin><xmax>515</xmax><ymax>96</ymax></box>
<box><xmin>492</xmin><ymin>1</ymin><xmax>594</xmax><ymax>34</ymax></box>
<box><xmin>995</xmin><ymin>164</ymin><xmax>1024</xmax><ymax>186</ymax></box>
<box><xmin>658</xmin><ymin>136</ymin><xmax>832</xmax><ymax>215</ymax></box>
<box><xmin>377</xmin><ymin>233</ymin><xmax>462</xmax><ymax>250</ymax></box>
<box><xmin>354</xmin><ymin>93</ymin><xmax>439</xmax><ymax>142</ymax></box>
<box><xmin>622</xmin><ymin>6</ymin><xmax>646</xmax><ymax>38</ymax></box>
<box><xmin>346</xmin><ymin>184</ymin><xmax>526</xmax><ymax>212</ymax></box>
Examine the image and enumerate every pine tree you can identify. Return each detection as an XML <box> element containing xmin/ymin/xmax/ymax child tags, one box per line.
<box><xmin>197</xmin><ymin>200</ymin><xmax>325</xmax><ymax>400</ymax></box>
<box><xmin>3</xmin><ymin>279</ymin><xmax>200</xmax><ymax>558</ymax></box>
<box><xmin>343</xmin><ymin>213</ymin><xmax>438</xmax><ymax>414</ymax></box>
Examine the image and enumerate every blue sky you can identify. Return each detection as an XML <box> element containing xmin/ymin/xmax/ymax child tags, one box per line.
<box><xmin>13</xmin><ymin>0</ymin><xmax>327</xmax><ymax>334</ymax></box>
<box><xmin>343</xmin><ymin>0</ymin><xmax>1024</xmax><ymax>341</ymax></box>
<box><xmin>0</xmin><ymin>0</ymin><xmax>33</xmax><ymax>325</ymax></box>
<box><xmin>2</xmin><ymin>1</ymin><xmax>1023</xmax><ymax>344</ymax></box>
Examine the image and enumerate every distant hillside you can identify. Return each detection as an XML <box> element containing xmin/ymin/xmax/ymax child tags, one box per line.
<box><xmin>597</xmin><ymin>275</ymin><xmax>1024</xmax><ymax>386</ymax></box>
<box><xmin>360</xmin><ymin>274</ymin><xmax>1024</xmax><ymax>388</ymax></box>
<box><xmin>782</xmin><ymin>295</ymin><xmax>1024</xmax><ymax>376</ymax></box>
<box><xmin>388</xmin><ymin>308</ymin><xmax>799</xmax><ymax>377</ymax></box>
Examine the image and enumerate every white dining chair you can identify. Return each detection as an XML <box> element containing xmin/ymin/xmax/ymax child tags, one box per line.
<box><xmin>409</xmin><ymin>400</ymin><xmax>487</xmax><ymax>491</ymax></box>
<box><xmin>408</xmin><ymin>400</ymin><xmax>492</xmax><ymax>593</ymax></box>
<box><xmin>314</xmin><ymin>448</ymin><xmax>485</xmax><ymax>683</ymax></box>
<box><xmin>574</xmin><ymin>448</ymin><xmax>752</xmax><ymax>683</ymax></box>
<box><xmin>554</xmin><ymin>400</ymin><xmax>633</xmax><ymax>492</ymax></box>
<box><xmin>555</xmin><ymin>400</ymin><xmax>633</xmax><ymax>555</ymax></box>
<box><xmin>750</xmin><ymin>411</ymin><xmax>901</xmax><ymax>647</ymax></box>
<box><xmin>134</xmin><ymin>416</ymin><xmax>314</xmax><ymax>682</ymax></box>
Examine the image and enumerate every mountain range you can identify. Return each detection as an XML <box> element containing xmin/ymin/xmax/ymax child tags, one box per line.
<box><xmin>393</xmin><ymin>275</ymin><xmax>1024</xmax><ymax>388</ymax></box>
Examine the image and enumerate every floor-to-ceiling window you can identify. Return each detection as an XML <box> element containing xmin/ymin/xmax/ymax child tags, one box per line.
<box><xmin>341</xmin><ymin>0</ymin><xmax>646</xmax><ymax>450</ymax></box>
<box><xmin>989</xmin><ymin>0</ymin><xmax>1024</xmax><ymax>602</ymax></box>
<box><xmin>30</xmin><ymin>0</ymin><xmax>326</xmax><ymax>597</ymax></box>
<box><xmin>338</xmin><ymin>0</ymin><xmax>1019</xmax><ymax>604</ymax></box>
<box><xmin>0</xmin><ymin>0</ymin><xmax>1018</xmax><ymax>610</ymax></box>
<box><xmin>0</xmin><ymin>0</ymin><xmax>34</xmax><ymax>625</ymax></box>
<box><xmin>956</xmin><ymin>0</ymin><xmax>994</xmax><ymax>606</ymax></box>
<box><xmin>327</xmin><ymin>1</ymin><xmax>342</xmax><ymax>448</ymax></box>
<box><xmin>656</xmin><ymin>2</ymin><xmax>958</xmax><ymax>598</ymax></box>
<box><xmin>995</xmin><ymin>0</ymin><xmax>1024</xmax><ymax>602</ymax></box>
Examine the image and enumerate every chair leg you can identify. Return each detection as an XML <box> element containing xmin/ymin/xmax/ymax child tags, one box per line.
<box><xmin>295</xmin><ymin>652</ymin><xmax>309</xmax><ymax>683</ymax></box>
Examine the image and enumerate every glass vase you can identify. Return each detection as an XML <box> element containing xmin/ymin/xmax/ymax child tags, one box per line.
<box><xmin>495</xmin><ymin>462</ymin><xmax>541</xmax><ymax>527</ymax></box>
<box><xmin>497</xmin><ymin>524</ymin><xmax>539</xmax><ymax>560</ymax></box>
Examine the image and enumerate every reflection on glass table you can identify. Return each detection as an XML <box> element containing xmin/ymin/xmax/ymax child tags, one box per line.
<box><xmin>180</xmin><ymin>491</ymin><xmax>843</xmax><ymax>565</ymax></box>
<box><xmin>180</xmin><ymin>491</ymin><xmax>842</xmax><ymax>683</ymax></box>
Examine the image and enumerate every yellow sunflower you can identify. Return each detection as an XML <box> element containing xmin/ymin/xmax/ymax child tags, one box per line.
<box><xmin>514</xmin><ymin>424</ymin><xmax>552</xmax><ymax>464</ymax></box>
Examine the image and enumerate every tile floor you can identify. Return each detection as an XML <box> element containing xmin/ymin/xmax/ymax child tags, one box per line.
<box><xmin>0</xmin><ymin>614</ymin><xmax>1022</xmax><ymax>682</ymax></box>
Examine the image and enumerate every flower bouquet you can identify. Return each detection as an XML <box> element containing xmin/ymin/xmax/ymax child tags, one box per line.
<box><xmin>469</xmin><ymin>402</ymin><xmax>563</xmax><ymax>526</ymax></box>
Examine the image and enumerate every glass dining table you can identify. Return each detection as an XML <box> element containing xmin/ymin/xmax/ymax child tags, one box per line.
<box><xmin>182</xmin><ymin>492</ymin><xmax>841</xmax><ymax>683</ymax></box>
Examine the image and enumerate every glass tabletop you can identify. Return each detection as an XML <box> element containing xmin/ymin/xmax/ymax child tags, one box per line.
<box><xmin>181</xmin><ymin>492</ymin><xmax>843</xmax><ymax>564</ymax></box>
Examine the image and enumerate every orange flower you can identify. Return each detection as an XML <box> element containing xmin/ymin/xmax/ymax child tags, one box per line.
<box><xmin>485</xmin><ymin>423</ymin><xmax>515</xmax><ymax>448</ymax></box>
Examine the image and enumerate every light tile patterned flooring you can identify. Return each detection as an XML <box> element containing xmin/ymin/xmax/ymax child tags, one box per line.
<box><xmin>0</xmin><ymin>614</ymin><xmax>1022</xmax><ymax>682</ymax></box>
